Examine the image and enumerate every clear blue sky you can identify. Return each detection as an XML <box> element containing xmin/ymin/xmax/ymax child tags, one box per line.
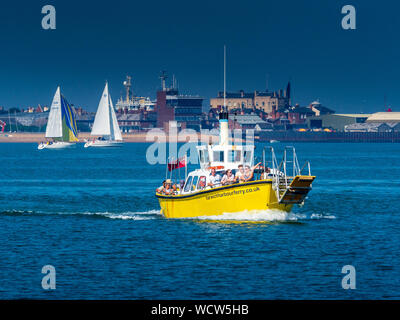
<box><xmin>0</xmin><ymin>0</ymin><xmax>399</xmax><ymax>113</ymax></box>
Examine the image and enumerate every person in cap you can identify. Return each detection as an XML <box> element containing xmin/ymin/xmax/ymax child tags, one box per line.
<box><xmin>163</xmin><ymin>179</ymin><xmax>174</xmax><ymax>195</ymax></box>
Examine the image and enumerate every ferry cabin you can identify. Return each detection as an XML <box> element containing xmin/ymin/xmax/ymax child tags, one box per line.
<box><xmin>181</xmin><ymin>143</ymin><xmax>254</xmax><ymax>195</ymax></box>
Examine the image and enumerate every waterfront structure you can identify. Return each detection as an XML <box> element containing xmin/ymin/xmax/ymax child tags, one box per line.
<box><xmin>306</xmin><ymin>111</ymin><xmax>400</xmax><ymax>132</ymax></box>
<box><xmin>389</xmin><ymin>122</ymin><xmax>400</xmax><ymax>132</ymax></box>
<box><xmin>115</xmin><ymin>76</ymin><xmax>155</xmax><ymax>112</ymax></box>
<box><xmin>156</xmin><ymin>72</ymin><xmax>203</xmax><ymax>131</ymax></box>
<box><xmin>344</xmin><ymin>122</ymin><xmax>392</xmax><ymax>133</ymax></box>
<box><xmin>309</xmin><ymin>101</ymin><xmax>335</xmax><ymax>116</ymax></box>
<box><xmin>366</xmin><ymin>112</ymin><xmax>400</xmax><ymax>123</ymax></box>
<box><xmin>210</xmin><ymin>82</ymin><xmax>291</xmax><ymax>113</ymax></box>
<box><xmin>229</xmin><ymin>113</ymin><xmax>269</xmax><ymax>130</ymax></box>
<box><xmin>306</xmin><ymin>113</ymin><xmax>370</xmax><ymax>131</ymax></box>
<box><xmin>117</xmin><ymin>111</ymin><xmax>157</xmax><ymax>132</ymax></box>
<box><xmin>270</xmin><ymin>104</ymin><xmax>316</xmax><ymax>125</ymax></box>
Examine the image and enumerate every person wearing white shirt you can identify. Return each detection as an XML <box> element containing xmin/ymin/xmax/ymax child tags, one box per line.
<box><xmin>208</xmin><ymin>168</ymin><xmax>221</xmax><ymax>187</ymax></box>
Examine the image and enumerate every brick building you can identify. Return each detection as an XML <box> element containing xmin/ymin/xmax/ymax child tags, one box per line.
<box><xmin>210</xmin><ymin>82</ymin><xmax>291</xmax><ymax>113</ymax></box>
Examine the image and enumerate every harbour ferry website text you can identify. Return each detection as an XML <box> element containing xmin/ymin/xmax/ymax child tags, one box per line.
<box><xmin>206</xmin><ymin>187</ymin><xmax>261</xmax><ymax>200</ymax></box>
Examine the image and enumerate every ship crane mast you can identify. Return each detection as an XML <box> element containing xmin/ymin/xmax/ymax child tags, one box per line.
<box><xmin>160</xmin><ymin>71</ymin><xmax>168</xmax><ymax>91</ymax></box>
<box><xmin>123</xmin><ymin>76</ymin><xmax>132</xmax><ymax>103</ymax></box>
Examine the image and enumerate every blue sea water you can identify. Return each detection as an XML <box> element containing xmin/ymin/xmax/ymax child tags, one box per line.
<box><xmin>0</xmin><ymin>142</ymin><xmax>399</xmax><ymax>299</ymax></box>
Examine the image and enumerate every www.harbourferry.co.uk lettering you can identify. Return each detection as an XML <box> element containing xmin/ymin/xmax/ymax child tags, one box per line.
<box><xmin>206</xmin><ymin>187</ymin><xmax>260</xmax><ymax>200</ymax></box>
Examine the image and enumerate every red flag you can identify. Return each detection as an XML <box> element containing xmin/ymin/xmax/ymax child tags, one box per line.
<box><xmin>168</xmin><ymin>156</ymin><xmax>186</xmax><ymax>171</ymax></box>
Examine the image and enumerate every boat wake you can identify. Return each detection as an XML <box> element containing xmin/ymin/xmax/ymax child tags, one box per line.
<box><xmin>79</xmin><ymin>210</ymin><xmax>161</xmax><ymax>220</ymax></box>
<box><xmin>0</xmin><ymin>209</ymin><xmax>335</xmax><ymax>222</ymax></box>
<box><xmin>0</xmin><ymin>209</ymin><xmax>162</xmax><ymax>220</ymax></box>
<box><xmin>192</xmin><ymin>209</ymin><xmax>336</xmax><ymax>222</ymax></box>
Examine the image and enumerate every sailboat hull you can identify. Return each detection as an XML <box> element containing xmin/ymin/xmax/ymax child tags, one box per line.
<box><xmin>38</xmin><ymin>142</ymin><xmax>76</xmax><ymax>150</ymax></box>
<box><xmin>84</xmin><ymin>140</ymin><xmax>123</xmax><ymax>148</ymax></box>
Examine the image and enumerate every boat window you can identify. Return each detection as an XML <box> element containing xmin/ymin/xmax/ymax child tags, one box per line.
<box><xmin>203</xmin><ymin>150</ymin><xmax>209</xmax><ymax>163</ymax></box>
<box><xmin>192</xmin><ymin>176</ymin><xmax>199</xmax><ymax>191</ymax></box>
<box><xmin>199</xmin><ymin>149</ymin><xmax>209</xmax><ymax>163</ymax></box>
<box><xmin>228</xmin><ymin>150</ymin><xmax>241</xmax><ymax>162</ymax></box>
<box><xmin>197</xmin><ymin>176</ymin><xmax>206</xmax><ymax>190</ymax></box>
<box><xmin>184</xmin><ymin>176</ymin><xmax>193</xmax><ymax>192</ymax></box>
<box><xmin>213</xmin><ymin>151</ymin><xmax>224</xmax><ymax>162</ymax></box>
<box><xmin>199</xmin><ymin>150</ymin><xmax>204</xmax><ymax>163</ymax></box>
<box><xmin>244</xmin><ymin>151</ymin><xmax>252</xmax><ymax>163</ymax></box>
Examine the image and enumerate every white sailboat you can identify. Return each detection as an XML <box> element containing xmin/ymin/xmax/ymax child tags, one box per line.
<box><xmin>38</xmin><ymin>87</ymin><xmax>78</xmax><ymax>150</ymax></box>
<box><xmin>84</xmin><ymin>83</ymin><xmax>123</xmax><ymax>148</ymax></box>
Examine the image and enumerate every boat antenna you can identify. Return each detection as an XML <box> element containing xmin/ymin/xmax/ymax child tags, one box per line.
<box><xmin>224</xmin><ymin>45</ymin><xmax>226</xmax><ymax>112</ymax></box>
<box><xmin>218</xmin><ymin>45</ymin><xmax>229</xmax><ymax>146</ymax></box>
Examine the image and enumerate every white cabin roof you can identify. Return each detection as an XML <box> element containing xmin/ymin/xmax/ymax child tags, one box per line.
<box><xmin>196</xmin><ymin>143</ymin><xmax>254</xmax><ymax>171</ymax></box>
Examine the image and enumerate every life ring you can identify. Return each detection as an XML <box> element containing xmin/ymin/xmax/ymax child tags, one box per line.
<box><xmin>207</xmin><ymin>165</ymin><xmax>225</xmax><ymax>170</ymax></box>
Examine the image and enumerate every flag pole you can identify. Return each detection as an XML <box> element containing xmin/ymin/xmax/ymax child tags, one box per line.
<box><xmin>185</xmin><ymin>154</ymin><xmax>187</xmax><ymax>180</ymax></box>
<box><xmin>170</xmin><ymin>157</ymin><xmax>173</xmax><ymax>181</ymax></box>
<box><xmin>178</xmin><ymin>158</ymin><xmax>181</xmax><ymax>188</ymax></box>
<box><xmin>165</xmin><ymin>156</ymin><xmax>169</xmax><ymax>181</ymax></box>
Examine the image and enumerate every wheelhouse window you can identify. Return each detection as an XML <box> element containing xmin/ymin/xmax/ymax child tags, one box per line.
<box><xmin>228</xmin><ymin>150</ymin><xmax>242</xmax><ymax>162</ymax></box>
<box><xmin>213</xmin><ymin>151</ymin><xmax>224</xmax><ymax>162</ymax></box>
<box><xmin>199</xmin><ymin>149</ymin><xmax>209</xmax><ymax>164</ymax></box>
<box><xmin>244</xmin><ymin>150</ymin><xmax>252</xmax><ymax>163</ymax></box>
<box><xmin>191</xmin><ymin>176</ymin><xmax>199</xmax><ymax>191</ymax></box>
<box><xmin>199</xmin><ymin>150</ymin><xmax>204</xmax><ymax>163</ymax></box>
<box><xmin>184</xmin><ymin>176</ymin><xmax>193</xmax><ymax>192</ymax></box>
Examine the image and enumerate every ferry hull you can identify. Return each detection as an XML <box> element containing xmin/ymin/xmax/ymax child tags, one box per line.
<box><xmin>156</xmin><ymin>180</ymin><xmax>293</xmax><ymax>219</ymax></box>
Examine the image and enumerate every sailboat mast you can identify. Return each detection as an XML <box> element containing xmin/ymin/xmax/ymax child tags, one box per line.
<box><xmin>14</xmin><ymin>111</ymin><xmax>18</xmax><ymax>132</ymax></box>
<box><xmin>8</xmin><ymin>110</ymin><xmax>12</xmax><ymax>132</ymax></box>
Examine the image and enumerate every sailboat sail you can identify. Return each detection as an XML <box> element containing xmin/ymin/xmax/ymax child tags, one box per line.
<box><xmin>91</xmin><ymin>83</ymin><xmax>122</xmax><ymax>141</ymax></box>
<box><xmin>109</xmin><ymin>94</ymin><xmax>122</xmax><ymax>141</ymax></box>
<box><xmin>45</xmin><ymin>87</ymin><xmax>78</xmax><ymax>142</ymax></box>
<box><xmin>91</xmin><ymin>84</ymin><xmax>111</xmax><ymax>136</ymax></box>
<box><xmin>45</xmin><ymin>87</ymin><xmax>62</xmax><ymax>138</ymax></box>
<box><xmin>60</xmin><ymin>94</ymin><xmax>78</xmax><ymax>142</ymax></box>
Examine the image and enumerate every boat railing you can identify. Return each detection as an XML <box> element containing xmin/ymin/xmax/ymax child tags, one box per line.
<box><xmin>263</xmin><ymin>146</ymin><xmax>312</xmax><ymax>203</ymax></box>
<box><xmin>300</xmin><ymin>160</ymin><xmax>312</xmax><ymax>176</ymax></box>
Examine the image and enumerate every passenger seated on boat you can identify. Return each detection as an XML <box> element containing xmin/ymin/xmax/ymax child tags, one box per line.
<box><xmin>156</xmin><ymin>180</ymin><xmax>166</xmax><ymax>194</ymax></box>
<box><xmin>221</xmin><ymin>169</ymin><xmax>235</xmax><ymax>185</ymax></box>
<box><xmin>162</xmin><ymin>180</ymin><xmax>174</xmax><ymax>195</ymax></box>
<box><xmin>235</xmin><ymin>164</ymin><xmax>245</xmax><ymax>183</ymax></box>
<box><xmin>260</xmin><ymin>167</ymin><xmax>271</xmax><ymax>180</ymax></box>
<box><xmin>207</xmin><ymin>168</ymin><xmax>221</xmax><ymax>187</ymax></box>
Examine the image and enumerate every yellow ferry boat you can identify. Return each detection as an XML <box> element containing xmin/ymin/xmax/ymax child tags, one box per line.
<box><xmin>156</xmin><ymin>110</ymin><xmax>315</xmax><ymax>219</ymax></box>
<box><xmin>156</xmin><ymin>46</ymin><xmax>315</xmax><ymax>219</ymax></box>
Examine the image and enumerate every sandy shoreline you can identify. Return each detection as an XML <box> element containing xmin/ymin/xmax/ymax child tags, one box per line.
<box><xmin>0</xmin><ymin>132</ymin><xmax>220</xmax><ymax>143</ymax></box>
